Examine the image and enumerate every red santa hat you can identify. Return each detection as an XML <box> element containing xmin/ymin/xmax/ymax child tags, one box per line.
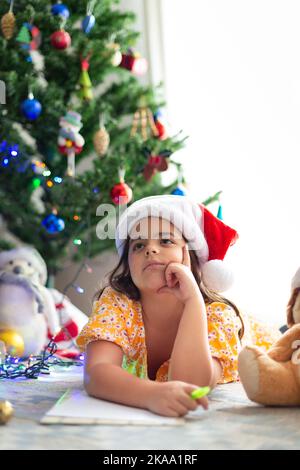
<box><xmin>115</xmin><ymin>194</ymin><xmax>238</xmax><ymax>293</ymax></box>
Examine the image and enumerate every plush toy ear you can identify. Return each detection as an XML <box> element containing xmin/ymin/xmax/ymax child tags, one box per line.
<box><xmin>286</xmin><ymin>288</ymin><xmax>300</xmax><ymax>328</ymax></box>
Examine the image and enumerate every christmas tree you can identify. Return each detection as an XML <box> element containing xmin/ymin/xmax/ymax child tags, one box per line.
<box><xmin>0</xmin><ymin>0</ymin><xmax>187</xmax><ymax>279</ymax></box>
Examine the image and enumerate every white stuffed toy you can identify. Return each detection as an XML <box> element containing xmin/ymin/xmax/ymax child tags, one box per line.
<box><xmin>0</xmin><ymin>247</ymin><xmax>60</xmax><ymax>356</ymax></box>
<box><xmin>0</xmin><ymin>246</ymin><xmax>88</xmax><ymax>357</ymax></box>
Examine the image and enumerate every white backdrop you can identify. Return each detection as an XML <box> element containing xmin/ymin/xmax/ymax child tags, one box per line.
<box><xmin>158</xmin><ymin>0</ymin><xmax>300</xmax><ymax>324</ymax></box>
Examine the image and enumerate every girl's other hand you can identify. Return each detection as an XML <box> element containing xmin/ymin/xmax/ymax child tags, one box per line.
<box><xmin>157</xmin><ymin>244</ymin><xmax>202</xmax><ymax>303</ymax></box>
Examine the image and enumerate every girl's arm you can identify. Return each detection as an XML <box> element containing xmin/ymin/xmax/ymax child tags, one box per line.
<box><xmin>159</xmin><ymin>246</ymin><xmax>223</xmax><ymax>388</ymax></box>
<box><xmin>168</xmin><ymin>295</ymin><xmax>222</xmax><ymax>387</ymax></box>
<box><xmin>84</xmin><ymin>340</ymin><xmax>153</xmax><ymax>409</ymax></box>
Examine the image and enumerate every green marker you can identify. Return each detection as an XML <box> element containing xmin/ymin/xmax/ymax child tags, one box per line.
<box><xmin>190</xmin><ymin>386</ymin><xmax>211</xmax><ymax>400</ymax></box>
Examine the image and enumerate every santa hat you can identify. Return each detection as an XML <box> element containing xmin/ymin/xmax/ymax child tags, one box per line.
<box><xmin>0</xmin><ymin>246</ymin><xmax>48</xmax><ymax>285</ymax></box>
<box><xmin>115</xmin><ymin>194</ymin><xmax>238</xmax><ymax>293</ymax></box>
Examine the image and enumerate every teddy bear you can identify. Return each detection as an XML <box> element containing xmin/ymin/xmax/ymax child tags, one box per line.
<box><xmin>0</xmin><ymin>246</ymin><xmax>88</xmax><ymax>357</ymax></box>
<box><xmin>238</xmin><ymin>267</ymin><xmax>300</xmax><ymax>406</ymax></box>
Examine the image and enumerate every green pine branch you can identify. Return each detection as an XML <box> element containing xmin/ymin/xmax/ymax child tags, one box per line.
<box><xmin>0</xmin><ymin>0</ymin><xmax>188</xmax><ymax>275</ymax></box>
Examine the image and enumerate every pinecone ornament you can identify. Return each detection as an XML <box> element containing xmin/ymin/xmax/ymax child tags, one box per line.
<box><xmin>93</xmin><ymin>126</ymin><xmax>110</xmax><ymax>157</ymax></box>
<box><xmin>1</xmin><ymin>10</ymin><xmax>15</xmax><ymax>40</ymax></box>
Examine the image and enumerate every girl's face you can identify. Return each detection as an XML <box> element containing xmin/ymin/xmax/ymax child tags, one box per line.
<box><xmin>128</xmin><ymin>217</ymin><xmax>187</xmax><ymax>294</ymax></box>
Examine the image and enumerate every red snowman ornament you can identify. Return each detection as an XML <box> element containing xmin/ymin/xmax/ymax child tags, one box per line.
<box><xmin>58</xmin><ymin>111</ymin><xmax>85</xmax><ymax>177</ymax></box>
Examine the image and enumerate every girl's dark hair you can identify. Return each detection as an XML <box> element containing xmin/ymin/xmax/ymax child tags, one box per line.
<box><xmin>95</xmin><ymin>236</ymin><xmax>244</xmax><ymax>341</ymax></box>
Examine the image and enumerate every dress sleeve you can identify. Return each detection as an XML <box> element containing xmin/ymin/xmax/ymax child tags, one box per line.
<box><xmin>76</xmin><ymin>286</ymin><xmax>131</xmax><ymax>356</ymax></box>
<box><xmin>206</xmin><ymin>302</ymin><xmax>243</xmax><ymax>384</ymax></box>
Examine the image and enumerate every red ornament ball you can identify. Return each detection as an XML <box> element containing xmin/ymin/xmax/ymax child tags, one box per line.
<box><xmin>110</xmin><ymin>182</ymin><xmax>133</xmax><ymax>205</ymax></box>
<box><xmin>50</xmin><ymin>30</ymin><xmax>71</xmax><ymax>50</ymax></box>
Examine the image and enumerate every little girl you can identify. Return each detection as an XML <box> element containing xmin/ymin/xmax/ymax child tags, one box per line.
<box><xmin>77</xmin><ymin>195</ymin><xmax>282</xmax><ymax>417</ymax></box>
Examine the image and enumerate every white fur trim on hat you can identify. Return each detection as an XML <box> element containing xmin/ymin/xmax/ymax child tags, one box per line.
<box><xmin>0</xmin><ymin>247</ymin><xmax>47</xmax><ymax>285</ymax></box>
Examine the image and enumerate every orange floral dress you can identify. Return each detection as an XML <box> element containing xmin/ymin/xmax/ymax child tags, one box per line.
<box><xmin>76</xmin><ymin>286</ymin><xmax>282</xmax><ymax>384</ymax></box>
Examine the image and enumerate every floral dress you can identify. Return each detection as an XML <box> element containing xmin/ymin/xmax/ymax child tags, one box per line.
<box><xmin>76</xmin><ymin>286</ymin><xmax>282</xmax><ymax>384</ymax></box>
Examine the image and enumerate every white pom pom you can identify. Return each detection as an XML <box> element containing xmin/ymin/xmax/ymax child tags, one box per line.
<box><xmin>201</xmin><ymin>260</ymin><xmax>234</xmax><ymax>293</ymax></box>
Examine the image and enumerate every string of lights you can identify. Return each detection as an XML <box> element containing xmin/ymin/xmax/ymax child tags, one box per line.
<box><xmin>0</xmin><ymin>340</ymin><xmax>83</xmax><ymax>380</ymax></box>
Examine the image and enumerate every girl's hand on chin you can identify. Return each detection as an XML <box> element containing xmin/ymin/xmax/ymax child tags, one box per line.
<box><xmin>157</xmin><ymin>244</ymin><xmax>202</xmax><ymax>304</ymax></box>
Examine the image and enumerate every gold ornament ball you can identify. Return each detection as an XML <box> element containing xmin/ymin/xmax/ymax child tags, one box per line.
<box><xmin>0</xmin><ymin>401</ymin><xmax>14</xmax><ymax>425</ymax></box>
<box><xmin>0</xmin><ymin>329</ymin><xmax>24</xmax><ymax>357</ymax></box>
<box><xmin>106</xmin><ymin>43</ymin><xmax>122</xmax><ymax>67</ymax></box>
<box><xmin>111</xmin><ymin>49</ymin><xmax>122</xmax><ymax>66</ymax></box>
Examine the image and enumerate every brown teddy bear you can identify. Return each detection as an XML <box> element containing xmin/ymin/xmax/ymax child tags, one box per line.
<box><xmin>238</xmin><ymin>267</ymin><xmax>300</xmax><ymax>406</ymax></box>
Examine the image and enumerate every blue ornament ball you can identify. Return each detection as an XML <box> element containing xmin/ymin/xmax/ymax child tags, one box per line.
<box><xmin>82</xmin><ymin>14</ymin><xmax>95</xmax><ymax>34</ymax></box>
<box><xmin>42</xmin><ymin>214</ymin><xmax>65</xmax><ymax>234</ymax></box>
<box><xmin>171</xmin><ymin>186</ymin><xmax>186</xmax><ymax>196</ymax></box>
<box><xmin>154</xmin><ymin>110</ymin><xmax>163</xmax><ymax>121</ymax></box>
<box><xmin>51</xmin><ymin>3</ymin><xmax>70</xmax><ymax>19</ymax></box>
<box><xmin>21</xmin><ymin>97</ymin><xmax>42</xmax><ymax>120</ymax></box>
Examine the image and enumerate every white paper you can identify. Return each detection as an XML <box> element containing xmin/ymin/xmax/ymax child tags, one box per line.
<box><xmin>41</xmin><ymin>388</ymin><xmax>185</xmax><ymax>426</ymax></box>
